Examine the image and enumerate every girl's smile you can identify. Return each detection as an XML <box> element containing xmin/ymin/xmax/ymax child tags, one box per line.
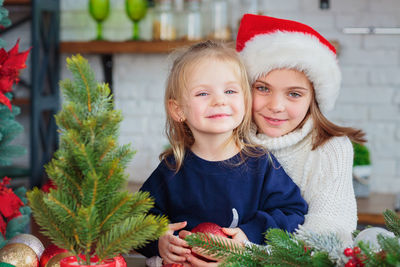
<box><xmin>262</xmin><ymin>116</ymin><xmax>288</xmax><ymax>126</ymax></box>
<box><xmin>206</xmin><ymin>113</ymin><xmax>231</xmax><ymax>119</ymax></box>
<box><xmin>252</xmin><ymin>69</ymin><xmax>313</xmax><ymax>137</ymax></box>
<box><xmin>180</xmin><ymin>58</ymin><xmax>245</xmax><ymax>139</ymax></box>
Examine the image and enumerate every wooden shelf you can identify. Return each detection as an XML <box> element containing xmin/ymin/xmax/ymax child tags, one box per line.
<box><xmin>357</xmin><ymin>193</ymin><xmax>400</xmax><ymax>225</ymax></box>
<box><xmin>60</xmin><ymin>40</ymin><xmax>210</xmax><ymax>54</ymax></box>
<box><xmin>12</xmin><ymin>97</ymin><xmax>30</xmax><ymax>106</ymax></box>
<box><xmin>60</xmin><ymin>39</ymin><xmax>340</xmax><ymax>55</ymax></box>
<box><xmin>4</xmin><ymin>0</ymin><xmax>30</xmax><ymax>5</ymax></box>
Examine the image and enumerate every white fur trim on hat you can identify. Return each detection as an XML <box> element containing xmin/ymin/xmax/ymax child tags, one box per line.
<box><xmin>240</xmin><ymin>31</ymin><xmax>341</xmax><ymax>114</ymax></box>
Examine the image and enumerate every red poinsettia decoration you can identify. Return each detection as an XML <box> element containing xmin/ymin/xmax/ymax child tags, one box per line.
<box><xmin>0</xmin><ymin>39</ymin><xmax>30</xmax><ymax>110</ymax></box>
<box><xmin>41</xmin><ymin>179</ymin><xmax>57</xmax><ymax>193</ymax></box>
<box><xmin>0</xmin><ymin>176</ymin><xmax>24</xmax><ymax>237</ymax></box>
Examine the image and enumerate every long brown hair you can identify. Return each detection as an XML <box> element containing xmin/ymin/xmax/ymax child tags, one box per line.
<box><xmin>306</xmin><ymin>89</ymin><xmax>366</xmax><ymax>150</ymax></box>
<box><xmin>161</xmin><ymin>40</ymin><xmax>263</xmax><ymax>171</ymax></box>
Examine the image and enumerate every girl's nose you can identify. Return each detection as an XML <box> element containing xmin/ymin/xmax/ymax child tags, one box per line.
<box><xmin>267</xmin><ymin>95</ymin><xmax>284</xmax><ymax>113</ymax></box>
<box><xmin>212</xmin><ymin>93</ymin><xmax>226</xmax><ymax>106</ymax></box>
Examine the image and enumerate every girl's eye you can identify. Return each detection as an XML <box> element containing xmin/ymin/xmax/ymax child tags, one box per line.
<box><xmin>254</xmin><ymin>85</ymin><xmax>269</xmax><ymax>93</ymax></box>
<box><xmin>196</xmin><ymin>92</ymin><xmax>208</xmax><ymax>96</ymax></box>
<box><xmin>225</xmin><ymin>89</ymin><xmax>236</xmax><ymax>94</ymax></box>
<box><xmin>289</xmin><ymin>92</ymin><xmax>301</xmax><ymax>98</ymax></box>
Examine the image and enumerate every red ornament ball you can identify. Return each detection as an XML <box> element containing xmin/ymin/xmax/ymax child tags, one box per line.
<box><xmin>39</xmin><ymin>244</ymin><xmax>70</xmax><ymax>267</ymax></box>
<box><xmin>191</xmin><ymin>222</ymin><xmax>228</xmax><ymax>238</ymax></box>
<box><xmin>190</xmin><ymin>222</ymin><xmax>228</xmax><ymax>262</ymax></box>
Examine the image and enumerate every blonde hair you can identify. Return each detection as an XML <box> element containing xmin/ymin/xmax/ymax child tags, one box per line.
<box><xmin>161</xmin><ymin>40</ymin><xmax>262</xmax><ymax>171</ymax></box>
<box><xmin>296</xmin><ymin>85</ymin><xmax>366</xmax><ymax>150</ymax></box>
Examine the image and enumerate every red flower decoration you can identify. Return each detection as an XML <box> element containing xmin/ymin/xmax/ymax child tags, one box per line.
<box><xmin>0</xmin><ymin>213</ymin><xmax>6</xmax><ymax>237</ymax></box>
<box><xmin>0</xmin><ymin>177</ymin><xmax>24</xmax><ymax>231</ymax></box>
<box><xmin>41</xmin><ymin>179</ymin><xmax>57</xmax><ymax>193</ymax></box>
<box><xmin>0</xmin><ymin>39</ymin><xmax>30</xmax><ymax>110</ymax></box>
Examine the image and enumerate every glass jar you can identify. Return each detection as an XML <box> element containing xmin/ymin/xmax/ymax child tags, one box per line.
<box><xmin>209</xmin><ymin>0</ymin><xmax>231</xmax><ymax>40</ymax></box>
<box><xmin>153</xmin><ymin>0</ymin><xmax>177</xmax><ymax>40</ymax></box>
<box><xmin>181</xmin><ymin>0</ymin><xmax>203</xmax><ymax>41</ymax></box>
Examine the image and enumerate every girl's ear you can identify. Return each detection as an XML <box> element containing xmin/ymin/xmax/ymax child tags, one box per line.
<box><xmin>168</xmin><ymin>99</ymin><xmax>185</xmax><ymax>122</ymax></box>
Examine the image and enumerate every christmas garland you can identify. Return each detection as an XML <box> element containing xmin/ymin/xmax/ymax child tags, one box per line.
<box><xmin>185</xmin><ymin>209</ymin><xmax>400</xmax><ymax>267</ymax></box>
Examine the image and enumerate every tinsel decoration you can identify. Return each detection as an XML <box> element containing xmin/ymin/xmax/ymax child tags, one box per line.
<box><xmin>0</xmin><ymin>243</ymin><xmax>39</xmax><ymax>267</ymax></box>
<box><xmin>59</xmin><ymin>255</ymin><xmax>115</xmax><ymax>267</ymax></box>
<box><xmin>113</xmin><ymin>255</ymin><xmax>127</xmax><ymax>267</ymax></box>
<box><xmin>295</xmin><ymin>226</ymin><xmax>348</xmax><ymax>265</ymax></box>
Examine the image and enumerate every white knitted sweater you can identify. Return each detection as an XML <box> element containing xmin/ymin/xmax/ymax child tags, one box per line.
<box><xmin>249</xmin><ymin>119</ymin><xmax>357</xmax><ymax>246</ymax></box>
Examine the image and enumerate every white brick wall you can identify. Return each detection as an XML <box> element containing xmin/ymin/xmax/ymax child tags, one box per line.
<box><xmin>6</xmin><ymin>0</ymin><xmax>400</xmax><ymax>193</ymax></box>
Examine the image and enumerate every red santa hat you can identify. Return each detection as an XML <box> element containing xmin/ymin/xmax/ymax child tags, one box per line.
<box><xmin>236</xmin><ymin>14</ymin><xmax>341</xmax><ymax>114</ymax></box>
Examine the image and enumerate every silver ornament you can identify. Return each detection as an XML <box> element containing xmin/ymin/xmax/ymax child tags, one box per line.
<box><xmin>353</xmin><ymin>227</ymin><xmax>395</xmax><ymax>251</ymax></box>
<box><xmin>8</xmin><ymin>233</ymin><xmax>45</xmax><ymax>259</ymax></box>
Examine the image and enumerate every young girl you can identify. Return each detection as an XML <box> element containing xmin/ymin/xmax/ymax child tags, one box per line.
<box><xmin>136</xmin><ymin>40</ymin><xmax>308</xmax><ymax>265</ymax></box>
<box><xmin>234</xmin><ymin>14</ymin><xmax>366</xmax><ymax>247</ymax></box>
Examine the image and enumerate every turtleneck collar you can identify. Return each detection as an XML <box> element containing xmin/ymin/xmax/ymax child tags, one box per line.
<box><xmin>249</xmin><ymin>118</ymin><xmax>314</xmax><ymax>151</ymax></box>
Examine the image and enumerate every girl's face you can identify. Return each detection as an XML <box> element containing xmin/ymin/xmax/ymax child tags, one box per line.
<box><xmin>252</xmin><ymin>69</ymin><xmax>313</xmax><ymax>137</ymax></box>
<box><xmin>177</xmin><ymin>58</ymin><xmax>245</xmax><ymax>141</ymax></box>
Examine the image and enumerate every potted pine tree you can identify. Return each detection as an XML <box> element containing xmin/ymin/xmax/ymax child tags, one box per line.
<box><xmin>27</xmin><ymin>55</ymin><xmax>168</xmax><ymax>266</ymax></box>
<box><xmin>352</xmin><ymin>142</ymin><xmax>372</xmax><ymax>198</ymax></box>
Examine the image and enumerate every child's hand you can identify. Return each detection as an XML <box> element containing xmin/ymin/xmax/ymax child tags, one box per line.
<box><xmin>186</xmin><ymin>251</ymin><xmax>220</xmax><ymax>267</ymax></box>
<box><xmin>222</xmin><ymin>227</ymin><xmax>248</xmax><ymax>244</ymax></box>
<box><xmin>159</xmin><ymin>221</ymin><xmax>192</xmax><ymax>264</ymax></box>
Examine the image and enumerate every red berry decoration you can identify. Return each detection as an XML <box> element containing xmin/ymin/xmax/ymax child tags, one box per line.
<box><xmin>344</xmin><ymin>247</ymin><xmax>354</xmax><ymax>257</ymax></box>
<box><xmin>353</xmin><ymin>246</ymin><xmax>361</xmax><ymax>255</ymax></box>
<box><xmin>345</xmin><ymin>260</ymin><xmax>356</xmax><ymax>267</ymax></box>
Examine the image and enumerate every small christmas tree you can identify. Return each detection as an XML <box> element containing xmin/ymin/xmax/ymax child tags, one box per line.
<box><xmin>27</xmin><ymin>55</ymin><xmax>168</xmax><ymax>264</ymax></box>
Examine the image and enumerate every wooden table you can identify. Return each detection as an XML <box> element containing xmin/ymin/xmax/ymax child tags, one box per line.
<box><xmin>123</xmin><ymin>254</ymin><xmax>146</xmax><ymax>267</ymax></box>
<box><xmin>357</xmin><ymin>193</ymin><xmax>400</xmax><ymax>225</ymax></box>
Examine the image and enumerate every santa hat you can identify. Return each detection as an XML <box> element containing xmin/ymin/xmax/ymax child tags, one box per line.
<box><xmin>236</xmin><ymin>14</ymin><xmax>341</xmax><ymax>114</ymax></box>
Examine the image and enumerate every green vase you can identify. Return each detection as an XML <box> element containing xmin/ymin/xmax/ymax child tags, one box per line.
<box><xmin>125</xmin><ymin>0</ymin><xmax>148</xmax><ymax>40</ymax></box>
<box><xmin>89</xmin><ymin>0</ymin><xmax>110</xmax><ymax>40</ymax></box>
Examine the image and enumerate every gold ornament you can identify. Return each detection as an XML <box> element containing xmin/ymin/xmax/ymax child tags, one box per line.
<box><xmin>45</xmin><ymin>252</ymin><xmax>73</xmax><ymax>267</ymax></box>
<box><xmin>0</xmin><ymin>243</ymin><xmax>39</xmax><ymax>267</ymax></box>
<box><xmin>8</xmin><ymin>234</ymin><xmax>45</xmax><ymax>259</ymax></box>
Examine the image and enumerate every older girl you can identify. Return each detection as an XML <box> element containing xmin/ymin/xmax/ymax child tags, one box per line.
<box><xmin>237</xmin><ymin>14</ymin><xmax>366</xmax><ymax>246</ymax></box>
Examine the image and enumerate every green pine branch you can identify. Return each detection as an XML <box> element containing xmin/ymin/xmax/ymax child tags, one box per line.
<box><xmin>0</xmin><ymin>94</ymin><xmax>26</xmax><ymax>166</ymax></box>
<box><xmin>27</xmin><ymin>55</ymin><xmax>168</xmax><ymax>265</ymax></box>
<box><xmin>184</xmin><ymin>212</ymin><xmax>400</xmax><ymax>266</ymax></box>
<box><xmin>95</xmin><ymin>214</ymin><xmax>169</xmax><ymax>262</ymax></box>
<box><xmin>186</xmin><ymin>229</ymin><xmax>335</xmax><ymax>267</ymax></box>
<box><xmin>185</xmin><ymin>233</ymin><xmax>246</xmax><ymax>262</ymax></box>
<box><xmin>383</xmin><ymin>209</ymin><xmax>400</xmax><ymax>237</ymax></box>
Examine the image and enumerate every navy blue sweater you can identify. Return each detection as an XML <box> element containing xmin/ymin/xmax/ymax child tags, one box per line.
<box><xmin>137</xmin><ymin>151</ymin><xmax>307</xmax><ymax>258</ymax></box>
